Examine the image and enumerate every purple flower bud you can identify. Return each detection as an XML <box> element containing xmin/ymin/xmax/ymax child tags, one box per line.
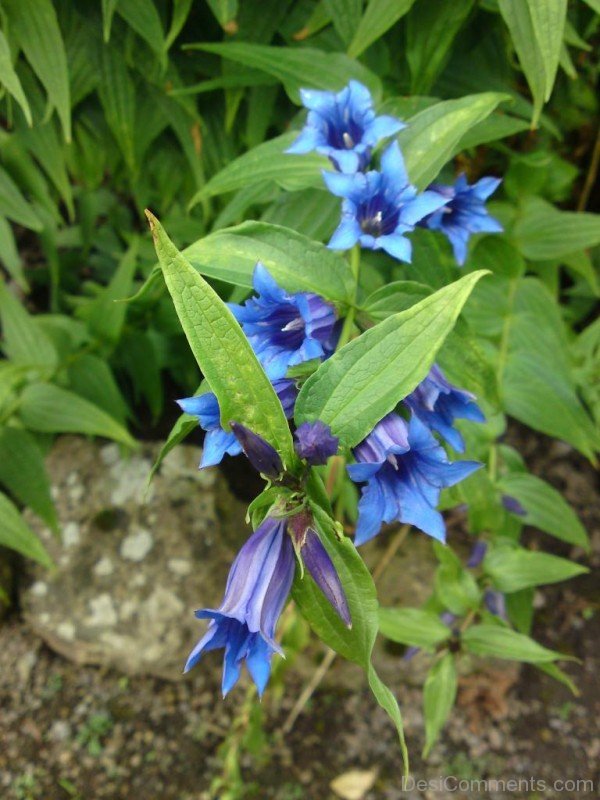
<box><xmin>440</xmin><ymin>611</ymin><xmax>457</xmax><ymax>627</ymax></box>
<box><xmin>302</xmin><ymin>528</ymin><xmax>352</xmax><ymax>628</ymax></box>
<box><xmin>231</xmin><ymin>422</ymin><xmax>283</xmax><ymax>479</ymax></box>
<box><xmin>502</xmin><ymin>494</ymin><xmax>527</xmax><ymax>517</ymax></box>
<box><xmin>294</xmin><ymin>420</ymin><xmax>339</xmax><ymax>465</ymax></box>
<box><xmin>403</xmin><ymin>645</ymin><xmax>421</xmax><ymax>661</ymax></box>
<box><xmin>484</xmin><ymin>589</ymin><xmax>507</xmax><ymax>619</ymax></box>
<box><xmin>467</xmin><ymin>539</ymin><xmax>488</xmax><ymax>568</ymax></box>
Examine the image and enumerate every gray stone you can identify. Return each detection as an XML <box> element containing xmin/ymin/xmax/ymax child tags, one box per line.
<box><xmin>21</xmin><ymin>436</ymin><xmax>249</xmax><ymax>679</ymax></box>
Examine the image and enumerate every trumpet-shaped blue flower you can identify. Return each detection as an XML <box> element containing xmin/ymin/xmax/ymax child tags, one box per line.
<box><xmin>423</xmin><ymin>174</ymin><xmax>503</xmax><ymax>265</ymax></box>
<box><xmin>178</xmin><ymin>378</ymin><xmax>297</xmax><ymax>468</ymax></box>
<box><xmin>286</xmin><ymin>80</ymin><xmax>404</xmax><ymax>173</ymax></box>
<box><xmin>406</xmin><ymin>364</ymin><xmax>485</xmax><ymax>453</ymax></box>
<box><xmin>184</xmin><ymin>517</ymin><xmax>295</xmax><ymax>696</ymax></box>
<box><xmin>324</xmin><ymin>142</ymin><xmax>447</xmax><ymax>262</ymax></box>
<box><xmin>229</xmin><ymin>263</ymin><xmax>338</xmax><ymax>381</ymax></box>
<box><xmin>294</xmin><ymin>420</ymin><xmax>339</xmax><ymax>465</ymax></box>
<box><xmin>347</xmin><ymin>412</ymin><xmax>481</xmax><ymax>545</ymax></box>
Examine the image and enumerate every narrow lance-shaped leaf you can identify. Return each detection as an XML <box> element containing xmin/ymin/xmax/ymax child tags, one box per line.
<box><xmin>348</xmin><ymin>0</ymin><xmax>417</xmax><ymax>59</ymax></box>
<box><xmin>0</xmin><ymin>491</ymin><xmax>52</xmax><ymax>568</ymax></box>
<box><xmin>145</xmin><ymin>211</ymin><xmax>295</xmax><ymax>464</ymax></box>
<box><xmin>422</xmin><ymin>653</ymin><xmax>457</xmax><ymax>757</ymax></box>
<box><xmin>0</xmin><ymin>29</ymin><xmax>32</xmax><ymax>125</ymax></box>
<box><xmin>3</xmin><ymin>0</ymin><xmax>71</xmax><ymax>141</ymax></box>
<box><xmin>295</xmin><ymin>271</ymin><xmax>488</xmax><ymax>449</ymax></box>
<box><xmin>462</xmin><ymin>624</ymin><xmax>572</xmax><ymax>663</ymax></box>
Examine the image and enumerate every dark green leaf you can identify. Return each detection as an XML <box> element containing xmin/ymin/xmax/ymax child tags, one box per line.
<box><xmin>0</xmin><ymin>490</ymin><xmax>52</xmax><ymax>567</ymax></box>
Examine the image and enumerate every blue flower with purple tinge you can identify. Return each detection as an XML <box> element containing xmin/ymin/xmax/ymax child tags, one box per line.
<box><xmin>323</xmin><ymin>142</ymin><xmax>447</xmax><ymax>262</ymax></box>
<box><xmin>406</xmin><ymin>364</ymin><xmax>485</xmax><ymax>453</ymax></box>
<box><xmin>347</xmin><ymin>412</ymin><xmax>481</xmax><ymax>545</ymax></box>
<box><xmin>178</xmin><ymin>378</ymin><xmax>296</xmax><ymax>468</ymax></box>
<box><xmin>286</xmin><ymin>80</ymin><xmax>404</xmax><ymax>173</ymax></box>
<box><xmin>423</xmin><ymin>174</ymin><xmax>503</xmax><ymax>265</ymax></box>
<box><xmin>294</xmin><ymin>420</ymin><xmax>339</xmax><ymax>465</ymax></box>
<box><xmin>229</xmin><ymin>263</ymin><xmax>338</xmax><ymax>381</ymax></box>
<box><xmin>184</xmin><ymin>517</ymin><xmax>295</xmax><ymax>696</ymax></box>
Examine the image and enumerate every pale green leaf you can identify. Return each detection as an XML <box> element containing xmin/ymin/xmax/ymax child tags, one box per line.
<box><xmin>4</xmin><ymin>0</ymin><xmax>71</xmax><ymax>140</ymax></box>
<box><xmin>484</xmin><ymin>545</ymin><xmax>588</xmax><ymax>592</ymax></box>
<box><xmin>378</xmin><ymin>608</ymin><xmax>451</xmax><ymax>649</ymax></box>
<box><xmin>295</xmin><ymin>271</ymin><xmax>487</xmax><ymax>448</ymax></box>
<box><xmin>146</xmin><ymin>212</ymin><xmax>295</xmax><ymax>463</ymax></box>
<box><xmin>462</xmin><ymin>624</ymin><xmax>570</xmax><ymax>663</ymax></box>
<box><xmin>498</xmin><ymin>472</ymin><xmax>589</xmax><ymax>550</ymax></box>
<box><xmin>0</xmin><ymin>491</ymin><xmax>52</xmax><ymax>567</ymax></box>
<box><xmin>0</xmin><ymin>166</ymin><xmax>43</xmax><ymax>231</ymax></box>
<box><xmin>0</xmin><ymin>282</ymin><xmax>57</xmax><ymax>368</ymax></box>
<box><xmin>348</xmin><ymin>0</ymin><xmax>417</xmax><ymax>58</ymax></box>
<box><xmin>423</xmin><ymin>653</ymin><xmax>457</xmax><ymax>757</ymax></box>
<box><xmin>19</xmin><ymin>383</ymin><xmax>136</xmax><ymax>448</ymax></box>
<box><xmin>0</xmin><ymin>29</ymin><xmax>32</xmax><ymax>125</ymax></box>
<box><xmin>0</xmin><ymin>216</ymin><xmax>27</xmax><ymax>290</ymax></box>
<box><xmin>0</xmin><ymin>426</ymin><xmax>58</xmax><ymax>531</ymax></box>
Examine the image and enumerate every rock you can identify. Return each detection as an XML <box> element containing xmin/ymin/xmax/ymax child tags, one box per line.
<box><xmin>21</xmin><ymin>436</ymin><xmax>249</xmax><ymax>679</ymax></box>
<box><xmin>0</xmin><ymin>548</ymin><xmax>13</xmax><ymax>620</ymax></box>
<box><xmin>330</xmin><ymin>769</ymin><xmax>378</xmax><ymax>800</ymax></box>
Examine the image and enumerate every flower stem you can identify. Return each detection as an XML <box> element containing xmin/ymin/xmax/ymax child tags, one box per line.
<box><xmin>336</xmin><ymin>245</ymin><xmax>361</xmax><ymax>351</ymax></box>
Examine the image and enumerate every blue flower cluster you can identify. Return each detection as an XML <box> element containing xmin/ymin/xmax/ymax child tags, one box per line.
<box><xmin>288</xmin><ymin>81</ymin><xmax>502</xmax><ymax>264</ymax></box>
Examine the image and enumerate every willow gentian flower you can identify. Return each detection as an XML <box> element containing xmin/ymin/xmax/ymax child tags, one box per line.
<box><xmin>406</xmin><ymin>364</ymin><xmax>485</xmax><ymax>453</ymax></box>
<box><xmin>179</xmin><ymin>378</ymin><xmax>296</xmax><ymax>468</ymax></box>
<box><xmin>423</xmin><ymin>174</ymin><xmax>503</xmax><ymax>265</ymax></box>
<box><xmin>229</xmin><ymin>263</ymin><xmax>338</xmax><ymax>381</ymax></box>
<box><xmin>294</xmin><ymin>420</ymin><xmax>339</xmax><ymax>465</ymax></box>
<box><xmin>184</xmin><ymin>517</ymin><xmax>295</xmax><ymax>696</ymax></box>
<box><xmin>286</xmin><ymin>80</ymin><xmax>404</xmax><ymax>173</ymax></box>
<box><xmin>324</xmin><ymin>142</ymin><xmax>447</xmax><ymax>262</ymax></box>
<box><xmin>231</xmin><ymin>422</ymin><xmax>283</xmax><ymax>479</ymax></box>
<box><xmin>347</xmin><ymin>413</ymin><xmax>481</xmax><ymax>545</ymax></box>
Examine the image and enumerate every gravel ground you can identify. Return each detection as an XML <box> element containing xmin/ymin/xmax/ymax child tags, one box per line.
<box><xmin>0</xmin><ymin>430</ymin><xmax>598</xmax><ymax>800</ymax></box>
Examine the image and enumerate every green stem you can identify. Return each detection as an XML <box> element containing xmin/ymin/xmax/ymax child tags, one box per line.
<box><xmin>336</xmin><ymin>245</ymin><xmax>361</xmax><ymax>351</ymax></box>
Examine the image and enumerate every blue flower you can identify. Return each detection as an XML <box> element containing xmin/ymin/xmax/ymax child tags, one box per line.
<box><xmin>347</xmin><ymin>412</ymin><xmax>481</xmax><ymax>545</ymax></box>
<box><xmin>178</xmin><ymin>378</ymin><xmax>296</xmax><ymax>468</ymax></box>
<box><xmin>229</xmin><ymin>263</ymin><xmax>338</xmax><ymax>381</ymax></box>
<box><xmin>406</xmin><ymin>364</ymin><xmax>485</xmax><ymax>453</ymax></box>
<box><xmin>294</xmin><ymin>420</ymin><xmax>339</xmax><ymax>465</ymax></box>
<box><xmin>286</xmin><ymin>80</ymin><xmax>404</xmax><ymax>173</ymax></box>
<box><xmin>323</xmin><ymin>142</ymin><xmax>447</xmax><ymax>261</ymax></box>
<box><xmin>423</xmin><ymin>174</ymin><xmax>503</xmax><ymax>265</ymax></box>
<box><xmin>231</xmin><ymin>422</ymin><xmax>283</xmax><ymax>479</ymax></box>
<box><xmin>184</xmin><ymin>516</ymin><xmax>295</xmax><ymax>696</ymax></box>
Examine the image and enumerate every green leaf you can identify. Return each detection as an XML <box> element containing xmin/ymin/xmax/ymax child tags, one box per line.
<box><xmin>498</xmin><ymin>0</ymin><xmax>567</xmax><ymax>127</ymax></box>
<box><xmin>435</xmin><ymin>562</ymin><xmax>480</xmax><ymax>616</ymax></box>
<box><xmin>513</xmin><ymin>197</ymin><xmax>600</xmax><ymax>261</ymax></box>
<box><xmin>205</xmin><ymin>0</ymin><xmax>238</xmax><ymax>30</ymax></box>
<box><xmin>146</xmin><ymin>211</ymin><xmax>295</xmax><ymax>464</ymax></box>
<box><xmin>98</xmin><ymin>46</ymin><xmax>136</xmax><ymax>172</ymax></box>
<box><xmin>0</xmin><ymin>216</ymin><xmax>27</xmax><ymax>290</ymax></box>
<box><xmin>0</xmin><ymin>282</ymin><xmax>57</xmax><ymax>368</ymax></box>
<box><xmin>117</xmin><ymin>0</ymin><xmax>166</xmax><ymax>57</ymax></box>
<box><xmin>462</xmin><ymin>624</ymin><xmax>569</xmax><ymax>663</ymax></box>
<box><xmin>457</xmin><ymin>113</ymin><xmax>529</xmax><ymax>151</ymax></box>
<box><xmin>292</xmin><ymin>513</ymin><xmax>408</xmax><ymax>771</ymax></box>
<box><xmin>67</xmin><ymin>355</ymin><xmax>130</xmax><ymax>427</ymax></box>
<box><xmin>0</xmin><ymin>29</ymin><xmax>32</xmax><ymax>125</ymax></box>
<box><xmin>0</xmin><ymin>426</ymin><xmax>58</xmax><ymax>531</ymax></box>
<box><xmin>295</xmin><ymin>271</ymin><xmax>487</xmax><ymax>448</ymax></box>
<box><xmin>398</xmin><ymin>93</ymin><xmax>508</xmax><ymax>189</ymax></box>
<box><xmin>166</xmin><ymin>0</ymin><xmax>194</xmax><ymax>50</ymax></box>
<box><xmin>181</xmin><ymin>221</ymin><xmax>354</xmax><ymax>303</ymax></box>
<box><xmin>4</xmin><ymin>0</ymin><xmax>71</xmax><ymax>141</ymax></box>
<box><xmin>189</xmin><ymin>132</ymin><xmax>328</xmax><ymax>207</ymax></box>
<box><xmin>348</xmin><ymin>0</ymin><xmax>417</xmax><ymax>58</ymax></box>
<box><xmin>149</xmin><ymin>413</ymin><xmax>198</xmax><ymax>483</ymax></box>
<box><xmin>498</xmin><ymin>472</ymin><xmax>589</xmax><ymax>551</ymax></box>
<box><xmin>102</xmin><ymin>0</ymin><xmax>119</xmax><ymax>41</ymax></box>
<box><xmin>19</xmin><ymin>383</ymin><xmax>136</xmax><ymax>448</ymax></box>
<box><xmin>187</xmin><ymin>42</ymin><xmax>382</xmax><ymax>103</ymax></box>
<box><xmin>378</xmin><ymin>608</ymin><xmax>451</xmax><ymax>649</ymax></box>
<box><xmin>83</xmin><ymin>240</ymin><xmax>138</xmax><ymax>344</ymax></box>
<box><xmin>484</xmin><ymin>545</ymin><xmax>588</xmax><ymax>593</ymax></box>
<box><xmin>0</xmin><ymin>166</ymin><xmax>43</xmax><ymax>231</ymax></box>
<box><xmin>362</xmin><ymin>281</ymin><xmax>431</xmax><ymax>322</ymax></box>
<box><xmin>406</xmin><ymin>0</ymin><xmax>475</xmax><ymax>95</ymax></box>
<box><xmin>423</xmin><ymin>653</ymin><xmax>457</xmax><ymax>757</ymax></box>
<box><xmin>0</xmin><ymin>490</ymin><xmax>52</xmax><ymax>567</ymax></box>
<box><xmin>324</xmin><ymin>0</ymin><xmax>362</xmax><ymax>45</ymax></box>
